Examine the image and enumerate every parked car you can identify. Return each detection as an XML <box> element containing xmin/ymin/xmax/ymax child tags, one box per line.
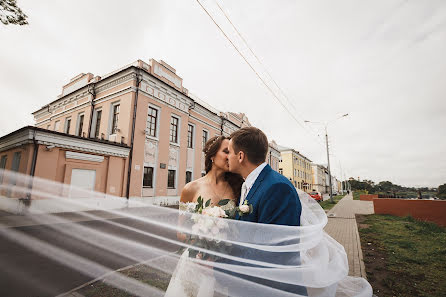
<box><xmin>309</xmin><ymin>191</ymin><xmax>322</xmax><ymax>202</ymax></box>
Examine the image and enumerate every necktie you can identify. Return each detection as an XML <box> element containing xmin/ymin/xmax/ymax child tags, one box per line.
<box><xmin>239</xmin><ymin>182</ymin><xmax>248</xmax><ymax>206</ymax></box>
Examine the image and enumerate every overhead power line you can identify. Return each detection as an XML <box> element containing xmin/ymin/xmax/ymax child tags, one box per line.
<box><xmin>196</xmin><ymin>0</ymin><xmax>326</xmax><ymax>152</ymax></box>
<box><xmin>196</xmin><ymin>0</ymin><xmax>351</xmax><ymax>179</ymax></box>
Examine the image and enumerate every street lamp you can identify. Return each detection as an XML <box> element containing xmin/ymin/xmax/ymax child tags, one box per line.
<box><xmin>305</xmin><ymin>113</ymin><xmax>349</xmax><ymax>203</ymax></box>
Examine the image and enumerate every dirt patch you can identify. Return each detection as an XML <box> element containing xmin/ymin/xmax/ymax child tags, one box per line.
<box><xmin>356</xmin><ymin>214</ymin><xmax>446</xmax><ymax>297</ymax></box>
<box><xmin>357</xmin><ymin>214</ymin><xmax>393</xmax><ymax>297</ymax></box>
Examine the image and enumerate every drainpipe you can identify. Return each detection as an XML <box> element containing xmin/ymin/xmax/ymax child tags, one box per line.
<box><xmin>26</xmin><ymin>128</ymin><xmax>39</xmax><ymax>200</ymax></box>
<box><xmin>87</xmin><ymin>82</ymin><xmax>96</xmax><ymax>138</ymax></box>
<box><xmin>220</xmin><ymin>117</ymin><xmax>225</xmax><ymax>135</ymax></box>
<box><xmin>30</xmin><ymin>128</ymin><xmax>38</xmax><ymax>177</ymax></box>
<box><xmin>126</xmin><ymin>70</ymin><xmax>143</xmax><ymax>199</ymax></box>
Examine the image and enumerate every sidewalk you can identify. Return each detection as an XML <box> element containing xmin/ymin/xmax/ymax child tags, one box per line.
<box><xmin>323</xmin><ymin>193</ymin><xmax>374</xmax><ymax>278</ymax></box>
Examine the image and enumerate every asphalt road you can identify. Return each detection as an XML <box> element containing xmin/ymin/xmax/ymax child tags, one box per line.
<box><xmin>0</xmin><ymin>214</ymin><xmax>178</xmax><ymax>297</ymax></box>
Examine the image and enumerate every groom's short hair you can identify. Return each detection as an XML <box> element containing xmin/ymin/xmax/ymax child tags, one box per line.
<box><xmin>230</xmin><ymin>127</ymin><xmax>268</xmax><ymax>165</ymax></box>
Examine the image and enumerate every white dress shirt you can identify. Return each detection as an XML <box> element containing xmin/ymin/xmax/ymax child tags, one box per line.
<box><xmin>239</xmin><ymin>162</ymin><xmax>267</xmax><ymax>206</ymax></box>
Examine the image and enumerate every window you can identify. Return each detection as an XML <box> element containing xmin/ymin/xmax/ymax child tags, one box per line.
<box><xmin>167</xmin><ymin>169</ymin><xmax>176</xmax><ymax>188</ymax></box>
<box><xmin>54</xmin><ymin>120</ymin><xmax>60</xmax><ymax>131</ymax></box>
<box><xmin>9</xmin><ymin>152</ymin><xmax>21</xmax><ymax>186</ymax></box>
<box><xmin>279</xmin><ymin>168</ymin><xmax>283</xmax><ymax>175</ymax></box>
<box><xmin>11</xmin><ymin>152</ymin><xmax>21</xmax><ymax>174</ymax></box>
<box><xmin>202</xmin><ymin>130</ymin><xmax>208</xmax><ymax>148</ymax></box>
<box><xmin>77</xmin><ymin>114</ymin><xmax>84</xmax><ymax>137</ymax></box>
<box><xmin>143</xmin><ymin>166</ymin><xmax>154</xmax><ymax>188</ymax></box>
<box><xmin>186</xmin><ymin>171</ymin><xmax>192</xmax><ymax>184</ymax></box>
<box><xmin>170</xmin><ymin>116</ymin><xmax>178</xmax><ymax>143</ymax></box>
<box><xmin>147</xmin><ymin>106</ymin><xmax>158</xmax><ymax>137</ymax></box>
<box><xmin>64</xmin><ymin>118</ymin><xmax>71</xmax><ymax>134</ymax></box>
<box><xmin>111</xmin><ymin>104</ymin><xmax>120</xmax><ymax>134</ymax></box>
<box><xmin>187</xmin><ymin>124</ymin><xmax>194</xmax><ymax>148</ymax></box>
<box><xmin>0</xmin><ymin>155</ymin><xmax>7</xmax><ymax>183</ymax></box>
<box><xmin>93</xmin><ymin>110</ymin><xmax>102</xmax><ymax>138</ymax></box>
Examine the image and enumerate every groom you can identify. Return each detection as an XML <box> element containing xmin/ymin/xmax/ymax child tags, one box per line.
<box><xmin>226</xmin><ymin>126</ymin><xmax>307</xmax><ymax>295</ymax></box>
<box><xmin>228</xmin><ymin>126</ymin><xmax>302</xmax><ymax>225</ymax></box>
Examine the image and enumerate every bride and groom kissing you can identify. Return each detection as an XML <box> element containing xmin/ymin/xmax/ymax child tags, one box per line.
<box><xmin>166</xmin><ymin>126</ymin><xmax>307</xmax><ymax>296</ymax></box>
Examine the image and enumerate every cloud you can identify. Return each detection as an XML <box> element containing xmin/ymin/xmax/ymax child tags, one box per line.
<box><xmin>0</xmin><ymin>0</ymin><xmax>445</xmax><ymax>187</ymax></box>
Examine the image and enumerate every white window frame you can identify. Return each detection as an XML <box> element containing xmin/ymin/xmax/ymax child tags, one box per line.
<box><xmin>108</xmin><ymin>101</ymin><xmax>120</xmax><ymax>137</ymax></box>
<box><xmin>169</xmin><ymin>114</ymin><xmax>181</xmax><ymax>146</ymax></box>
<box><xmin>75</xmin><ymin>112</ymin><xmax>85</xmax><ymax>137</ymax></box>
<box><xmin>64</xmin><ymin>117</ymin><xmax>72</xmax><ymax>134</ymax></box>
<box><xmin>185</xmin><ymin>170</ymin><xmax>193</xmax><ymax>184</ymax></box>
<box><xmin>202</xmin><ymin>129</ymin><xmax>209</xmax><ymax>148</ymax></box>
<box><xmin>147</xmin><ymin>104</ymin><xmax>161</xmax><ymax>140</ymax></box>
<box><xmin>167</xmin><ymin>169</ymin><xmax>176</xmax><ymax>189</ymax></box>
<box><xmin>187</xmin><ymin>123</ymin><xmax>195</xmax><ymax>149</ymax></box>
<box><xmin>142</xmin><ymin>166</ymin><xmax>154</xmax><ymax>188</ymax></box>
<box><xmin>90</xmin><ymin>108</ymin><xmax>102</xmax><ymax>138</ymax></box>
<box><xmin>54</xmin><ymin>120</ymin><xmax>60</xmax><ymax>132</ymax></box>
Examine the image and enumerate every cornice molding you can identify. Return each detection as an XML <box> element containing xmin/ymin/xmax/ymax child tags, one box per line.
<box><xmin>66</xmin><ymin>151</ymin><xmax>104</xmax><ymax>162</ymax></box>
<box><xmin>193</xmin><ymin>104</ymin><xmax>221</xmax><ymax>124</ymax></box>
<box><xmin>33</xmin><ymin>70</ymin><xmax>137</xmax><ymax>120</ymax></box>
<box><xmin>96</xmin><ymin>72</ymin><xmax>137</xmax><ymax>94</ymax></box>
<box><xmin>188</xmin><ymin>115</ymin><xmax>221</xmax><ymax>131</ymax></box>
<box><xmin>0</xmin><ymin>128</ymin><xmax>130</xmax><ymax>158</ymax></box>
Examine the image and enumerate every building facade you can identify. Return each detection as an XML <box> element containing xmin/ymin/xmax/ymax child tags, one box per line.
<box><xmin>267</xmin><ymin>140</ymin><xmax>281</xmax><ymax>172</ymax></box>
<box><xmin>278</xmin><ymin>146</ymin><xmax>312</xmax><ymax>192</ymax></box>
<box><xmin>0</xmin><ymin>59</ymin><xmax>280</xmax><ymax>201</ymax></box>
<box><xmin>311</xmin><ymin>164</ymin><xmax>328</xmax><ymax>194</ymax></box>
<box><xmin>0</xmin><ymin>127</ymin><xmax>130</xmax><ymax>198</ymax></box>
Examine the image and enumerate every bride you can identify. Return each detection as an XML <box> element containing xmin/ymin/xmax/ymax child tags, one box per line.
<box><xmin>165</xmin><ymin>136</ymin><xmax>244</xmax><ymax>297</ymax></box>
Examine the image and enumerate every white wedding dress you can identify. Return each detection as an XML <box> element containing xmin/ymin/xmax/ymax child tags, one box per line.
<box><xmin>164</xmin><ymin>248</ymin><xmax>217</xmax><ymax>297</ymax></box>
<box><xmin>164</xmin><ymin>201</ymin><xmax>235</xmax><ymax>297</ymax></box>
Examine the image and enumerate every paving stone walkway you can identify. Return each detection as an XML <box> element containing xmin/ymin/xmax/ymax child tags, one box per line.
<box><xmin>323</xmin><ymin>193</ymin><xmax>374</xmax><ymax>278</ymax></box>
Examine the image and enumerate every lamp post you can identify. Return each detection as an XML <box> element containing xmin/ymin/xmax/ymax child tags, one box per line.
<box><xmin>305</xmin><ymin>113</ymin><xmax>349</xmax><ymax>203</ymax></box>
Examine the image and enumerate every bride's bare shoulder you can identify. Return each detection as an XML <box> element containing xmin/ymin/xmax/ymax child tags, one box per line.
<box><xmin>180</xmin><ymin>177</ymin><xmax>207</xmax><ymax>202</ymax></box>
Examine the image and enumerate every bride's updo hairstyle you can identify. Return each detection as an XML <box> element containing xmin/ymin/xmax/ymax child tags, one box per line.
<box><xmin>204</xmin><ymin>136</ymin><xmax>244</xmax><ymax>199</ymax></box>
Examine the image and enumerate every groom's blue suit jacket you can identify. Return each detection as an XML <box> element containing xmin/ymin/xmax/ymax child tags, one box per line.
<box><xmin>236</xmin><ymin>164</ymin><xmax>301</xmax><ymax>225</ymax></box>
<box><xmin>217</xmin><ymin>165</ymin><xmax>307</xmax><ymax>296</ymax></box>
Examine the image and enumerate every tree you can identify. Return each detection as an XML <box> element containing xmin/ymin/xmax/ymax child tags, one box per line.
<box><xmin>349</xmin><ymin>179</ymin><xmax>373</xmax><ymax>192</ymax></box>
<box><xmin>437</xmin><ymin>183</ymin><xmax>446</xmax><ymax>200</ymax></box>
<box><xmin>0</xmin><ymin>0</ymin><xmax>28</xmax><ymax>25</ymax></box>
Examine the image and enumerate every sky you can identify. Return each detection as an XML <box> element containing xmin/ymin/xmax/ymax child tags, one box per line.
<box><xmin>1</xmin><ymin>0</ymin><xmax>445</xmax><ymax>187</ymax></box>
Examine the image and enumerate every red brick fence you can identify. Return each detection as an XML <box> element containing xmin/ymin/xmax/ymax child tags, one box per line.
<box><xmin>373</xmin><ymin>198</ymin><xmax>446</xmax><ymax>227</ymax></box>
<box><xmin>359</xmin><ymin>194</ymin><xmax>378</xmax><ymax>201</ymax></box>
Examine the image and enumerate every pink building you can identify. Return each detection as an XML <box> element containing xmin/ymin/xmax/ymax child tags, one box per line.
<box><xmin>0</xmin><ymin>127</ymin><xmax>130</xmax><ymax>198</ymax></box>
<box><xmin>0</xmin><ymin>59</ymin><xmax>280</xmax><ymax>202</ymax></box>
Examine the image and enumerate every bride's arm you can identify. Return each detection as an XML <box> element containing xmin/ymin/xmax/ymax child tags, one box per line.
<box><xmin>177</xmin><ymin>182</ymin><xmax>197</xmax><ymax>242</ymax></box>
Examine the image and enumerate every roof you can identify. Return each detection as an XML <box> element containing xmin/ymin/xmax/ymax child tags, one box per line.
<box><xmin>0</xmin><ymin>126</ymin><xmax>130</xmax><ymax>148</ymax></box>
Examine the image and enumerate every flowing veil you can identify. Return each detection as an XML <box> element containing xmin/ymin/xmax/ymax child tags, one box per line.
<box><xmin>0</xmin><ymin>169</ymin><xmax>372</xmax><ymax>297</ymax></box>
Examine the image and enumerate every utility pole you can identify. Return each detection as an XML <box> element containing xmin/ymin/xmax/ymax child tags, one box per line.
<box><xmin>326</xmin><ymin>128</ymin><xmax>334</xmax><ymax>203</ymax></box>
<box><xmin>304</xmin><ymin>113</ymin><xmax>349</xmax><ymax>204</ymax></box>
<box><xmin>339</xmin><ymin>161</ymin><xmax>344</xmax><ymax>194</ymax></box>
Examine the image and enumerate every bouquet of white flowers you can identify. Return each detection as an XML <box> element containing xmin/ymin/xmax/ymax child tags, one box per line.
<box><xmin>179</xmin><ymin>196</ymin><xmax>252</xmax><ymax>260</ymax></box>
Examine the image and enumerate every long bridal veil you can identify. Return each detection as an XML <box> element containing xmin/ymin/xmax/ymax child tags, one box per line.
<box><xmin>0</xmin><ymin>169</ymin><xmax>372</xmax><ymax>297</ymax></box>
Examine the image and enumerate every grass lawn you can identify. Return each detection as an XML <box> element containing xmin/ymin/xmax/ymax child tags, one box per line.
<box><xmin>319</xmin><ymin>194</ymin><xmax>346</xmax><ymax>211</ymax></box>
<box><xmin>353</xmin><ymin>190</ymin><xmax>367</xmax><ymax>200</ymax></box>
<box><xmin>357</xmin><ymin>214</ymin><xmax>446</xmax><ymax>297</ymax></box>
